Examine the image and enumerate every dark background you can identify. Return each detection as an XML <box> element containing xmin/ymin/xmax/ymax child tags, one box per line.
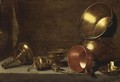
<box><xmin>0</xmin><ymin>0</ymin><xmax>120</xmax><ymax>82</ymax></box>
<box><xmin>0</xmin><ymin>0</ymin><xmax>120</xmax><ymax>60</ymax></box>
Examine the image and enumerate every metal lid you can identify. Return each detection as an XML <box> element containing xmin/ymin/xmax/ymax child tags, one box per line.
<box><xmin>80</xmin><ymin>2</ymin><xmax>113</xmax><ymax>39</ymax></box>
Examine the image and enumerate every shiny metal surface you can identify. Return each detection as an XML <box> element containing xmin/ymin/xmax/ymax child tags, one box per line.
<box><xmin>82</xmin><ymin>39</ymin><xmax>115</xmax><ymax>62</ymax></box>
<box><xmin>67</xmin><ymin>45</ymin><xmax>93</xmax><ymax>73</ymax></box>
<box><xmin>2</xmin><ymin>42</ymin><xmax>33</xmax><ymax>69</ymax></box>
<box><xmin>33</xmin><ymin>56</ymin><xmax>51</xmax><ymax>70</ymax></box>
<box><xmin>80</xmin><ymin>2</ymin><xmax>113</xmax><ymax>39</ymax></box>
<box><xmin>16</xmin><ymin>42</ymin><xmax>33</xmax><ymax>64</ymax></box>
<box><xmin>27</xmin><ymin>56</ymin><xmax>60</xmax><ymax>72</ymax></box>
<box><xmin>98</xmin><ymin>60</ymin><xmax>120</xmax><ymax>75</ymax></box>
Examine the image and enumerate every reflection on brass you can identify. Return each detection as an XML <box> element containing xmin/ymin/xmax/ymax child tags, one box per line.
<box><xmin>80</xmin><ymin>2</ymin><xmax>113</xmax><ymax>39</ymax></box>
<box><xmin>27</xmin><ymin>56</ymin><xmax>62</xmax><ymax>72</ymax></box>
<box><xmin>51</xmin><ymin>63</ymin><xmax>61</xmax><ymax>72</ymax></box>
<box><xmin>82</xmin><ymin>39</ymin><xmax>115</xmax><ymax>62</ymax></box>
<box><xmin>108</xmin><ymin>61</ymin><xmax>118</xmax><ymax>72</ymax></box>
<box><xmin>27</xmin><ymin>49</ymin><xmax>66</xmax><ymax>71</ymax></box>
<box><xmin>2</xmin><ymin>42</ymin><xmax>33</xmax><ymax>69</ymax></box>
<box><xmin>67</xmin><ymin>45</ymin><xmax>93</xmax><ymax>73</ymax></box>
<box><xmin>27</xmin><ymin>56</ymin><xmax>51</xmax><ymax>71</ymax></box>
<box><xmin>99</xmin><ymin>60</ymin><xmax>120</xmax><ymax>75</ymax></box>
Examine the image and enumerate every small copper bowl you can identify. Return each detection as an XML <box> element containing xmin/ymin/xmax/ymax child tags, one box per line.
<box><xmin>67</xmin><ymin>45</ymin><xmax>93</xmax><ymax>73</ymax></box>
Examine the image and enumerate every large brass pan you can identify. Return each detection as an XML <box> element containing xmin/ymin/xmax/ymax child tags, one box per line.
<box><xmin>80</xmin><ymin>2</ymin><xmax>113</xmax><ymax>39</ymax></box>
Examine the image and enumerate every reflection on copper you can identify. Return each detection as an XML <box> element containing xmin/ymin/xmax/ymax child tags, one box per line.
<box><xmin>67</xmin><ymin>45</ymin><xmax>93</xmax><ymax>73</ymax></box>
<box><xmin>80</xmin><ymin>62</ymin><xmax>86</xmax><ymax>68</ymax></box>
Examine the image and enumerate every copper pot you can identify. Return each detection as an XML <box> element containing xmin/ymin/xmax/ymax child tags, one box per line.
<box><xmin>67</xmin><ymin>45</ymin><xmax>93</xmax><ymax>73</ymax></box>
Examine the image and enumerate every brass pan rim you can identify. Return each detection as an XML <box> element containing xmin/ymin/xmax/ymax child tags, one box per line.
<box><xmin>79</xmin><ymin>2</ymin><xmax>113</xmax><ymax>39</ymax></box>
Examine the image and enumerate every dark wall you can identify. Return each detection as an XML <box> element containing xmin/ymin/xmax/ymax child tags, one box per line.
<box><xmin>0</xmin><ymin>0</ymin><xmax>13</xmax><ymax>60</ymax></box>
<box><xmin>14</xmin><ymin>0</ymin><xmax>120</xmax><ymax>56</ymax></box>
<box><xmin>1</xmin><ymin>0</ymin><xmax>120</xmax><ymax>57</ymax></box>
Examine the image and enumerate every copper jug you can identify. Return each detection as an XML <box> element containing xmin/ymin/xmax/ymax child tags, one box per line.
<box><xmin>67</xmin><ymin>45</ymin><xmax>93</xmax><ymax>73</ymax></box>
